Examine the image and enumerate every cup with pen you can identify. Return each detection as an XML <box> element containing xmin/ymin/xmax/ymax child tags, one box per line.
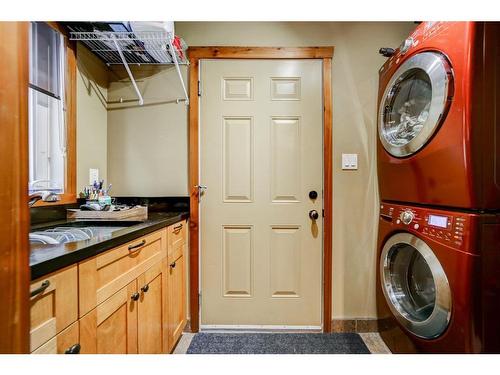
<box><xmin>80</xmin><ymin>180</ymin><xmax>113</xmax><ymax>211</ymax></box>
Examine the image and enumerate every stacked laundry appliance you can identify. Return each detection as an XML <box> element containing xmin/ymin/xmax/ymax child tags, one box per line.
<box><xmin>375</xmin><ymin>21</ymin><xmax>500</xmax><ymax>353</ymax></box>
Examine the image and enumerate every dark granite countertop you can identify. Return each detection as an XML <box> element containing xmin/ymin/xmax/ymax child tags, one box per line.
<box><xmin>30</xmin><ymin>211</ymin><xmax>189</xmax><ymax>280</ymax></box>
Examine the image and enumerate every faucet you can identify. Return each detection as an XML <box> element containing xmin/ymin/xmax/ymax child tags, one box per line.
<box><xmin>29</xmin><ymin>191</ymin><xmax>60</xmax><ymax>207</ymax></box>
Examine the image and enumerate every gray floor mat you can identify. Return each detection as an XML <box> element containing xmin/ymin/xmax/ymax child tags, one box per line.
<box><xmin>186</xmin><ymin>332</ymin><xmax>371</xmax><ymax>354</ymax></box>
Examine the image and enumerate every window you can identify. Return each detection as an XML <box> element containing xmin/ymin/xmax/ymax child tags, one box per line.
<box><xmin>28</xmin><ymin>22</ymin><xmax>67</xmax><ymax>194</ymax></box>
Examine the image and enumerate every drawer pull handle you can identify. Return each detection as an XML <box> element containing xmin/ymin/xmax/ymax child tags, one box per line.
<box><xmin>128</xmin><ymin>239</ymin><xmax>146</xmax><ymax>252</ymax></box>
<box><xmin>141</xmin><ymin>284</ymin><xmax>149</xmax><ymax>293</ymax></box>
<box><xmin>173</xmin><ymin>224</ymin><xmax>183</xmax><ymax>232</ymax></box>
<box><xmin>30</xmin><ymin>280</ymin><xmax>50</xmax><ymax>298</ymax></box>
<box><xmin>65</xmin><ymin>343</ymin><xmax>81</xmax><ymax>354</ymax></box>
<box><xmin>131</xmin><ymin>292</ymin><xmax>140</xmax><ymax>301</ymax></box>
<box><xmin>169</xmin><ymin>262</ymin><xmax>176</xmax><ymax>269</ymax></box>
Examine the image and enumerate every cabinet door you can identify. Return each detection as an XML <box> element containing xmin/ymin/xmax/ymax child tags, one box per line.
<box><xmin>31</xmin><ymin>321</ymin><xmax>80</xmax><ymax>354</ymax></box>
<box><xmin>168</xmin><ymin>246</ymin><xmax>187</xmax><ymax>349</ymax></box>
<box><xmin>137</xmin><ymin>262</ymin><xmax>165</xmax><ymax>354</ymax></box>
<box><xmin>30</xmin><ymin>265</ymin><xmax>78</xmax><ymax>352</ymax></box>
<box><xmin>79</xmin><ymin>280</ymin><xmax>138</xmax><ymax>354</ymax></box>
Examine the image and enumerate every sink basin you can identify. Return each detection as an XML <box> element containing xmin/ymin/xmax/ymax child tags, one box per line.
<box><xmin>29</xmin><ymin>226</ymin><xmax>127</xmax><ymax>245</ymax></box>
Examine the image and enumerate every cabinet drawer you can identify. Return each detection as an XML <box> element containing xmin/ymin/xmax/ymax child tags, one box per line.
<box><xmin>30</xmin><ymin>265</ymin><xmax>78</xmax><ymax>352</ymax></box>
<box><xmin>31</xmin><ymin>321</ymin><xmax>80</xmax><ymax>354</ymax></box>
<box><xmin>78</xmin><ymin>228</ymin><xmax>167</xmax><ymax>317</ymax></box>
<box><xmin>168</xmin><ymin>220</ymin><xmax>186</xmax><ymax>252</ymax></box>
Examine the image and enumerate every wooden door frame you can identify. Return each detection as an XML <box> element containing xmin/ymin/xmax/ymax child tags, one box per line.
<box><xmin>0</xmin><ymin>22</ymin><xmax>30</xmax><ymax>353</ymax></box>
<box><xmin>187</xmin><ymin>47</ymin><xmax>334</xmax><ymax>333</ymax></box>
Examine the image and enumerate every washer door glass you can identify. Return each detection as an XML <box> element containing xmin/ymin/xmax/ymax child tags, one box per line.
<box><xmin>379</xmin><ymin>52</ymin><xmax>453</xmax><ymax>157</ymax></box>
<box><xmin>388</xmin><ymin>244</ymin><xmax>436</xmax><ymax>321</ymax></box>
<box><xmin>380</xmin><ymin>233</ymin><xmax>452</xmax><ymax>339</ymax></box>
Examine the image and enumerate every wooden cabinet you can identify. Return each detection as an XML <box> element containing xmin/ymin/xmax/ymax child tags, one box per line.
<box><xmin>80</xmin><ymin>261</ymin><xmax>169</xmax><ymax>354</ymax></box>
<box><xmin>137</xmin><ymin>261</ymin><xmax>167</xmax><ymax>354</ymax></box>
<box><xmin>167</xmin><ymin>246</ymin><xmax>187</xmax><ymax>348</ymax></box>
<box><xmin>30</xmin><ymin>265</ymin><xmax>78</xmax><ymax>352</ymax></box>
<box><xmin>30</xmin><ymin>221</ymin><xmax>188</xmax><ymax>354</ymax></box>
<box><xmin>167</xmin><ymin>220</ymin><xmax>188</xmax><ymax>350</ymax></box>
<box><xmin>78</xmin><ymin>229</ymin><xmax>167</xmax><ymax>317</ymax></box>
<box><xmin>79</xmin><ymin>280</ymin><xmax>138</xmax><ymax>354</ymax></box>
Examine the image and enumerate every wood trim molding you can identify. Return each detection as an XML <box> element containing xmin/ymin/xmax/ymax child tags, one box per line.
<box><xmin>188</xmin><ymin>46</ymin><xmax>334</xmax><ymax>60</ymax></box>
<box><xmin>322</xmin><ymin>57</ymin><xmax>333</xmax><ymax>333</ymax></box>
<box><xmin>188</xmin><ymin>57</ymin><xmax>200</xmax><ymax>332</ymax></box>
<box><xmin>0</xmin><ymin>22</ymin><xmax>30</xmax><ymax>353</ymax></box>
<box><xmin>187</xmin><ymin>46</ymin><xmax>334</xmax><ymax>333</ymax></box>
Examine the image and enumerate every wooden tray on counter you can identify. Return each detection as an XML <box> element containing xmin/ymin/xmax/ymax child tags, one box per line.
<box><xmin>67</xmin><ymin>205</ymin><xmax>148</xmax><ymax>221</ymax></box>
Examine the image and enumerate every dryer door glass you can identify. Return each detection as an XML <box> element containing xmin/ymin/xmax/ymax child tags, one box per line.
<box><xmin>380</xmin><ymin>233</ymin><xmax>452</xmax><ymax>339</ymax></box>
<box><xmin>379</xmin><ymin>52</ymin><xmax>452</xmax><ymax>157</ymax></box>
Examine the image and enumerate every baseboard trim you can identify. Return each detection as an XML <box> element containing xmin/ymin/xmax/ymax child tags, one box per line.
<box><xmin>184</xmin><ymin>318</ymin><xmax>192</xmax><ymax>333</ymax></box>
<box><xmin>199</xmin><ymin>324</ymin><xmax>322</xmax><ymax>331</ymax></box>
<box><xmin>186</xmin><ymin>317</ymin><xmax>379</xmax><ymax>334</ymax></box>
<box><xmin>331</xmin><ymin>318</ymin><xmax>379</xmax><ymax>333</ymax></box>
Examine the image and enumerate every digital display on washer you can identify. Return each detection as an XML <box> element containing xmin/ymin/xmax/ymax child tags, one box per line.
<box><xmin>428</xmin><ymin>215</ymin><xmax>448</xmax><ymax>228</ymax></box>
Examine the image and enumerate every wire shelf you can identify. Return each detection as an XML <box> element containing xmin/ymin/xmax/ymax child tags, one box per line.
<box><xmin>70</xmin><ymin>31</ymin><xmax>189</xmax><ymax>65</ymax></box>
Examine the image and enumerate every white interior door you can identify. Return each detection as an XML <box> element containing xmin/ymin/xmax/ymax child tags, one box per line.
<box><xmin>200</xmin><ymin>59</ymin><xmax>323</xmax><ymax>328</ymax></box>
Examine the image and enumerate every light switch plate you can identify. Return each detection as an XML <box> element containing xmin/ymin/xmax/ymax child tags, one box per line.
<box><xmin>342</xmin><ymin>153</ymin><xmax>358</xmax><ymax>170</ymax></box>
<box><xmin>89</xmin><ymin>168</ymin><xmax>99</xmax><ymax>185</ymax></box>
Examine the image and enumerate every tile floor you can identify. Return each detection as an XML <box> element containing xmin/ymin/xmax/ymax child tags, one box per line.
<box><xmin>173</xmin><ymin>332</ymin><xmax>391</xmax><ymax>354</ymax></box>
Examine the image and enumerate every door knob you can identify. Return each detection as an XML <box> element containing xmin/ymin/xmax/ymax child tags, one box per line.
<box><xmin>65</xmin><ymin>343</ymin><xmax>81</xmax><ymax>354</ymax></box>
<box><xmin>309</xmin><ymin>190</ymin><xmax>318</xmax><ymax>200</ymax></box>
<box><xmin>309</xmin><ymin>210</ymin><xmax>319</xmax><ymax>220</ymax></box>
<box><xmin>131</xmin><ymin>292</ymin><xmax>140</xmax><ymax>301</ymax></box>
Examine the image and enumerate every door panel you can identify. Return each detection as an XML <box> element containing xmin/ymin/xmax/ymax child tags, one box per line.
<box><xmin>223</xmin><ymin>117</ymin><xmax>253</xmax><ymax>202</ymax></box>
<box><xmin>270</xmin><ymin>116</ymin><xmax>301</xmax><ymax>202</ymax></box>
<box><xmin>222</xmin><ymin>225</ymin><xmax>253</xmax><ymax>297</ymax></box>
<box><xmin>200</xmin><ymin>59</ymin><xmax>323</xmax><ymax>327</ymax></box>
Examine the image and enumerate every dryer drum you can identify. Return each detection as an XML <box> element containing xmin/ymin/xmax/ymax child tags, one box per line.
<box><xmin>380</xmin><ymin>232</ymin><xmax>452</xmax><ymax>339</ymax></box>
<box><xmin>378</xmin><ymin>52</ymin><xmax>453</xmax><ymax>158</ymax></box>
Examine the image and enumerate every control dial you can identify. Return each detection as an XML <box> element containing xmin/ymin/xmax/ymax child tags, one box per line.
<box><xmin>400</xmin><ymin>210</ymin><xmax>414</xmax><ymax>225</ymax></box>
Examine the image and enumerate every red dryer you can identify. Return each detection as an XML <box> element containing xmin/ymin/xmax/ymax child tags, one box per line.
<box><xmin>376</xmin><ymin>202</ymin><xmax>500</xmax><ymax>353</ymax></box>
<box><xmin>377</xmin><ymin>22</ymin><xmax>500</xmax><ymax>210</ymax></box>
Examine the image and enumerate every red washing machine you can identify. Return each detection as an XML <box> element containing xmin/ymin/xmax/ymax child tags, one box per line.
<box><xmin>377</xmin><ymin>22</ymin><xmax>500</xmax><ymax>210</ymax></box>
<box><xmin>376</xmin><ymin>202</ymin><xmax>500</xmax><ymax>353</ymax></box>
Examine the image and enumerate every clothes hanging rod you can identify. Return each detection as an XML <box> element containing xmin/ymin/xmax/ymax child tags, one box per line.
<box><xmin>106</xmin><ymin>98</ymin><xmax>188</xmax><ymax>105</ymax></box>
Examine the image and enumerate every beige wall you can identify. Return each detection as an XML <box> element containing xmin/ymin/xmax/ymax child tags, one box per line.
<box><xmin>175</xmin><ymin>22</ymin><xmax>415</xmax><ymax>320</ymax></box>
<box><xmin>106</xmin><ymin>66</ymin><xmax>188</xmax><ymax>196</ymax></box>
<box><xmin>76</xmin><ymin>45</ymin><xmax>108</xmax><ymax>193</ymax></box>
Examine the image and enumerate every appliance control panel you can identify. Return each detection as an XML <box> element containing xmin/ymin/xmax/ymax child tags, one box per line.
<box><xmin>379</xmin><ymin>21</ymin><xmax>453</xmax><ymax>75</ymax></box>
<box><xmin>380</xmin><ymin>203</ymin><xmax>473</xmax><ymax>251</ymax></box>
